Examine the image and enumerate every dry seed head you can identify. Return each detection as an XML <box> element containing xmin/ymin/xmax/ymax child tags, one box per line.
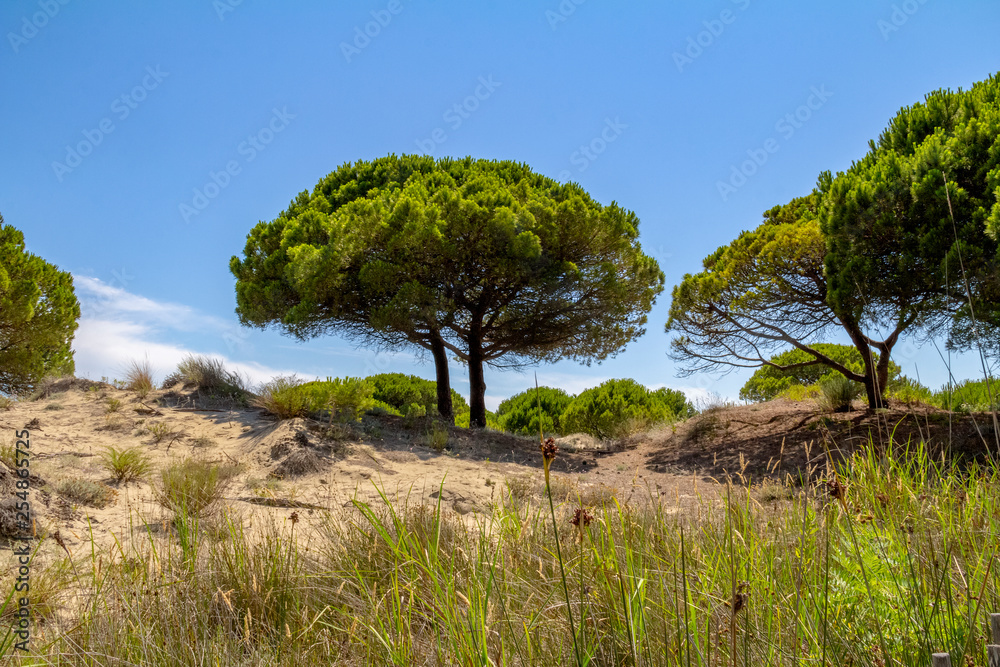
<box><xmin>570</xmin><ymin>507</ymin><xmax>593</xmax><ymax>528</ymax></box>
<box><xmin>540</xmin><ymin>437</ymin><xmax>559</xmax><ymax>461</ymax></box>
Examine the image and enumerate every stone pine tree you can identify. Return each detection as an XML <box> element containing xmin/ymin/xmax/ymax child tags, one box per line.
<box><xmin>0</xmin><ymin>213</ymin><xmax>80</xmax><ymax>395</ymax></box>
<box><xmin>231</xmin><ymin>155</ymin><xmax>664</xmax><ymax>427</ymax></box>
<box><xmin>668</xmin><ymin>74</ymin><xmax>1000</xmax><ymax>410</ymax></box>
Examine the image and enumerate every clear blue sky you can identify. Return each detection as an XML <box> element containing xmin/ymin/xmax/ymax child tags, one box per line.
<box><xmin>2</xmin><ymin>1</ymin><xmax>998</xmax><ymax>409</ymax></box>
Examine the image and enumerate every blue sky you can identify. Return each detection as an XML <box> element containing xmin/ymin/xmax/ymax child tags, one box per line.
<box><xmin>2</xmin><ymin>1</ymin><xmax>998</xmax><ymax>409</ymax></box>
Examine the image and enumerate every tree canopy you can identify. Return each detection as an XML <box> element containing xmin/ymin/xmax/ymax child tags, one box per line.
<box><xmin>668</xmin><ymin>74</ymin><xmax>1000</xmax><ymax>410</ymax></box>
<box><xmin>0</xmin><ymin>213</ymin><xmax>80</xmax><ymax>395</ymax></box>
<box><xmin>739</xmin><ymin>344</ymin><xmax>901</xmax><ymax>403</ymax></box>
<box><xmin>231</xmin><ymin>155</ymin><xmax>664</xmax><ymax>427</ymax></box>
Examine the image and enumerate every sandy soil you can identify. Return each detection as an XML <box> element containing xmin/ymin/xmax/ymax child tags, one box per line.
<box><xmin>1</xmin><ymin>381</ymin><xmax>995</xmax><ymax>566</ymax></box>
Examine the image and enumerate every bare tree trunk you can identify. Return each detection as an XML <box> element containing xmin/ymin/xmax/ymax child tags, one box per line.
<box><xmin>843</xmin><ymin>318</ymin><xmax>887</xmax><ymax>411</ymax></box>
<box><xmin>467</xmin><ymin>321</ymin><xmax>487</xmax><ymax>429</ymax></box>
<box><xmin>429</xmin><ymin>332</ymin><xmax>454</xmax><ymax>424</ymax></box>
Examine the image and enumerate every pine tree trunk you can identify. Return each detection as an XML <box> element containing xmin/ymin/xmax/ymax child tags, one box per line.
<box><xmin>468</xmin><ymin>322</ymin><xmax>487</xmax><ymax>429</ymax></box>
<box><xmin>430</xmin><ymin>333</ymin><xmax>454</xmax><ymax>424</ymax></box>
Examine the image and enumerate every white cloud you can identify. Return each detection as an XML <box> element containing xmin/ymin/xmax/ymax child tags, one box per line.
<box><xmin>71</xmin><ymin>276</ymin><xmax>294</xmax><ymax>387</ymax></box>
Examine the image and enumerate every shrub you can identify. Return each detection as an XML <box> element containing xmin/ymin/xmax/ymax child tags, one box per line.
<box><xmin>739</xmin><ymin>344</ymin><xmax>901</xmax><ymax>403</ymax></box>
<box><xmin>55</xmin><ymin>478</ymin><xmax>118</xmax><ymax>508</ymax></box>
<box><xmin>367</xmin><ymin>373</ymin><xmax>470</xmax><ymax>421</ymax></box>
<box><xmin>561</xmin><ymin>379</ymin><xmax>693</xmax><ymax>440</ymax></box>
<box><xmin>454</xmin><ymin>409</ymin><xmax>501</xmax><ymax>430</ymax></box>
<box><xmin>100</xmin><ymin>446</ymin><xmax>153</xmax><ymax>483</ymax></box>
<box><xmin>163</xmin><ymin>355</ymin><xmax>250</xmax><ymax>399</ymax></box>
<box><xmin>156</xmin><ymin>459</ymin><xmax>236</xmax><ymax>517</ymax></box>
<box><xmin>0</xmin><ymin>396</ymin><xmax>14</xmax><ymax>410</ymax></box>
<box><xmin>889</xmin><ymin>375</ymin><xmax>933</xmax><ymax>405</ymax></box>
<box><xmin>255</xmin><ymin>376</ymin><xmax>375</xmax><ymax>422</ymax></box>
<box><xmin>105</xmin><ymin>397</ymin><xmax>122</xmax><ymax>413</ymax></box>
<box><xmin>366</xmin><ymin>399</ymin><xmax>403</xmax><ymax>417</ymax></box>
<box><xmin>252</xmin><ymin>376</ymin><xmax>312</xmax><ymax>419</ymax></box>
<box><xmin>817</xmin><ymin>376</ymin><xmax>861</xmax><ymax>413</ymax></box>
<box><xmin>930</xmin><ymin>378</ymin><xmax>1000</xmax><ymax>412</ymax></box>
<box><xmin>146</xmin><ymin>422</ymin><xmax>177</xmax><ymax>444</ymax></box>
<box><xmin>778</xmin><ymin>383</ymin><xmax>822</xmax><ymax>402</ymax></box>
<box><xmin>124</xmin><ymin>358</ymin><xmax>155</xmax><ymax>399</ymax></box>
<box><xmin>496</xmin><ymin>386</ymin><xmax>574</xmax><ymax>436</ymax></box>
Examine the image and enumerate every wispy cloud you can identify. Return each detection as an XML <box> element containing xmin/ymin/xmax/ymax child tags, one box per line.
<box><xmin>72</xmin><ymin>275</ymin><xmax>293</xmax><ymax>386</ymax></box>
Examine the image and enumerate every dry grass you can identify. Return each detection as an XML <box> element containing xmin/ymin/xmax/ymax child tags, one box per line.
<box><xmin>156</xmin><ymin>458</ymin><xmax>238</xmax><ymax>517</ymax></box>
<box><xmin>55</xmin><ymin>478</ymin><xmax>118</xmax><ymax>508</ymax></box>
<box><xmin>124</xmin><ymin>358</ymin><xmax>155</xmax><ymax>399</ymax></box>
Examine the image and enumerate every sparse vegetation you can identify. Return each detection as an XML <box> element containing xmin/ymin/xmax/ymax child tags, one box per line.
<box><xmin>105</xmin><ymin>397</ymin><xmax>122</xmax><ymax>413</ymax></box>
<box><xmin>162</xmin><ymin>354</ymin><xmax>250</xmax><ymax>401</ymax></box>
<box><xmin>145</xmin><ymin>421</ymin><xmax>177</xmax><ymax>444</ymax></box>
<box><xmin>55</xmin><ymin>477</ymin><xmax>118</xmax><ymax>508</ymax></box>
<box><xmin>818</xmin><ymin>375</ymin><xmax>862</xmax><ymax>413</ymax></box>
<box><xmin>124</xmin><ymin>358</ymin><xmax>155</xmax><ymax>399</ymax></box>
<box><xmin>156</xmin><ymin>458</ymin><xmax>236</xmax><ymax>517</ymax></box>
<box><xmin>100</xmin><ymin>445</ymin><xmax>153</xmax><ymax>483</ymax></box>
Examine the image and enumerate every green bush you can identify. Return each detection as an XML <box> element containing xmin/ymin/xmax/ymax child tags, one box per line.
<box><xmin>496</xmin><ymin>386</ymin><xmax>573</xmax><ymax>436</ymax></box>
<box><xmin>100</xmin><ymin>446</ymin><xmax>153</xmax><ymax>483</ymax></box>
<box><xmin>253</xmin><ymin>376</ymin><xmax>312</xmax><ymax>419</ymax></box>
<box><xmin>817</xmin><ymin>376</ymin><xmax>861</xmax><ymax>413</ymax></box>
<box><xmin>561</xmin><ymin>379</ymin><xmax>693</xmax><ymax>440</ymax></box>
<box><xmin>366</xmin><ymin>399</ymin><xmax>403</xmax><ymax>417</ymax></box>
<box><xmin>253</xmin><ymin>376</ymin><xmax>375</xmax><ymax>422</ymax></box>
<box><xmin>367</xmin><ymin>373</ymin><xmax>469</xmax><ymax>421</ymax></box>
<box><xmin>740</xmin><ymin>344</ymin><xmax>901</xmax><ymax>403</ymax></box>
<box><xmin>455</xmin><ymin>410</ymin><xmax>502</xmax><ymax>430</ymax></box>
<box><xmin>888</xmin><ymin>376</ymin><xmax>933</xmax><ymax>405</ymax></box>
<box><xmin>930</xmin><ymin>378</ymin><xmax>1000</xmax><ymax>412</ymax></box>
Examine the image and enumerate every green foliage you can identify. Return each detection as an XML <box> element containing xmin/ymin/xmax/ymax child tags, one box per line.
<box><xmin>822</xmin><ymin>75</ymin><xmax>1000</xmax><ymax>356</ymax></box>
<box><xmin>255</xmin><ymin>376</ymin><xmax>377</xmax><ymax>422</ymax></box>
<box><xmin>366</xmin><ymin>373</ymin><xmax>469</xmax><ymax>421</ymax></box>
<box><xmin>496</xmin><ymin>386</ymin><xmax>574</xmax><ymax>436</ymax></box>
<box><xmin>454</xmin><ymin>409</ymin><xmax>501</xmax><ymax>430</ymax></box>
<box><xmin>231</xmin><ymin>155</ymin><xmax>664</xmax><ymax>427</ymax></box>
<box><xmin>0</xmin><ymin>213</ymin><xmax>80</xmax><ymax>395</ymax></box>
<box><xmin>817</xmin><ymin>375</ymin><xmax>862</xmax><ymax>412</ymax></box>
<box><xmin>888</xmin><ymin>375</ymin><xmax>934</xmax><ymax>405</ymax></box>
<box><xmin>740</xmin><ymin>344</ymin><xmax>901</xmax><ymax>402</ymax></box>
<box><xmin>561</xmin><ymin>379</ymin><xmax>692</xmax><ymax>440</ymax></box>
<box><xmin>100</xmin><ymin>446</ymin><xmax>153</xmax><ymax>483</ymax></box>
<box><xmin>366</xmin><ymin>399</ymin><xmax>403</xmax><ymax>417</ymax></box>
<box><xmin>930</xmin><ymin>378</ymin><xmax>1000</xmax><ymax>412</ymax></box>
<box><xmin>253</xmin><ymin>376</ymin><xmax>313</xmax><ymax>419</ymax></box>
